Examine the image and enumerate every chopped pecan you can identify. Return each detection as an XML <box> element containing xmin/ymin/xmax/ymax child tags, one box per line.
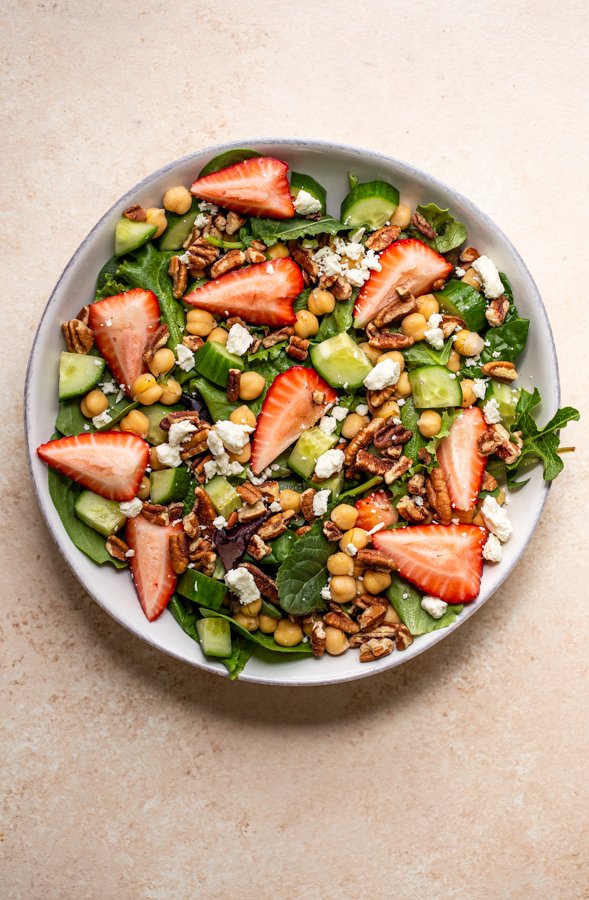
<box><xmin>355</xmin><ymin>594</ymin><xmax>389</xmax><ymax>609</ymax></box>
<box><xmin>481</xmin><ymin>470</ymin><xmax>498</xmax><ymax>492</ymax></box>
<box><xmin>367</xmin><ymin>329</ymin><xmax>415</xmax><ymax>350</ymax></box>
<box><xmin>310</xmin><ymin>621</ymin><xmax>326</xmax><ymax>658</ymax></box>
<box><xmin>203</xmin><ymin>225</ymin><xmax>222</xmax><ymax>241</ymax></box>
<box><xmin>257</xmin><ymin>510</ymin><xmax>295</xmax><ymax>540</ymax></box>
<box><xmin>183</xmin><ymin>225</ymin><xmax>203</xmax><ymax>249</ymax></box>
<box><xmin>367</xmin><ymin>384</ymin><xmax>397</xmax><ymax>410</ymax></box>
<box><xmin>349</xmin><ymin>625</ymin><xmax>399</xmax><ymax>647</ymax></box>
<box><xmin>373</xmin><ymin>294</ymin><xmax>418</xmax><ymax>329</ymax></box>
<box><xmin>411</xmin><ymin>211</ymin><xmax>437</xmax><ymax>240</ymax></box>
<box><xmin>236</xmin><ymin>483</ymin><xmax>263</xmax><ymax>505</ymax></box>
<box><xmin>246</xmin><ymin>533</ymin><xmax>271</xmax><ymax>560</ymax></box>
<box><xmin>323</xmin><ymin>520</ymin><xmax>343</xmax><ymax>542</ymax></box>
<box><xmin>236</xmin><ymin>500</ymin><xmax>267</xmax><ymax>523</ymax></box>
<box><xmin>481</xmin><ymin>360</ymin><xmax>518</xmax><ymax>383</ymax></box>
<box><xmin>460</xmin><ymin>247</ymin><xmax>480</xmax><ymax>264</ymax></box>
<box><xmin>354</xmin><ymin>450</ymin><xmax>411</xmax><ymax>484</ymax></box>
<box><xmin>160</xmin><ymin>410</ymin><xmax>204</xmax><ymax>432</ymax></box>
<box><xmin>426</xmin><ymin>468</ymin><xmax>452</xmax><ymax>525</ymax></box>
<box><xmin>407</xmin><ymin>473</ymin><xmax>426</xmax><ymax>495</ymax></box>
<box><xmin>192</xmin><ymin>453</ymin><xmax>214</xmax><ymax>483</ymax></box>
<box><xmin>432</xmin><ymin>278</ymin><xmax>446</xmax><ymax>291</ymax></box>
<box><xmin>359</xmin><ymin>603</ymin><xmax>388</xmax><ymax>631</ymax></box>
<box><xmin>210</xmin><ymin>249</ymin><xmax>246</xmax><ymax>279</ymax></box>
<box><xmin>141</xmin><ymin>502</ymin><xmax>169</xmax><ymax>526</ymax></box>
<box><xmin>359</xmin><ymin>637</ymin><xmax>394</xmax><ymax>662</ymax></box>
<box><xmin>396</xmin><ymin>495</ymin><xmax>430</xmax><ymax>524</ymax></box>
<box><xmin>168</xmin><ymin>502</ymin><xmax>184</xmax><ymax>523</ymax></box>
<box><xmin>355</xmin><ymin>549</ymin><xmax>398</xmax><ymax>572</ymax></box>
<box><xmin>440</xmin><ymin>314</ymin><xmax>465</xmax><ymax>338</ymax></box>
<box><xmin>225</xmin><ymin>211</ymin><xmax>246</xmax><ymax>235</ymax></box>
<box><xmin>374</xmin><ymin>423</ymin><xmax>412</xmax><ymax>450</ymax></box>
<box><xmin>185</xmin><ymin>236</ymin><xmax>219</xmax><ymax>273</ymax></box>
<box><xmin>226</xmin><ymin>511</ymin><xmax>239</xmax><ymax>529</ymax></box>
<box><xmin>188</xmin><ymin>537</ymin><xmax>216</xmax><ymax>575</ymax></box>
<box><xmin>261</xmin><ymin>326</ymin><xmax>294</xmax><ymax>349</ymax></box>
<box><xmin>344</xmin><ymin>418</ymin><xmax>384</xmax><ymax>471</ymax></box>
<box><xmin>296</xmin><ymin>524</ymin><xmax>312</xmax><ymax>536</ymax></box>
<box><xmin>75</xmin><ymin>305</ymin><xmax>90</xmax><ymax>326</ymax></box>
<box><xmin>245</xmin><ymin>241</ymin><xmax>267</xmax><ymax>264</ymax></box>
<box><xmin>259</xmin><ymin>481</ymin><xmax>280</xmax><ymax>502</ymax></box>
<box><xmin>168</xmin><ymin>255</ymin><xmax>188</xmax><ymax>299</ymax></box>
<box><xmin>395</xmin><ymin>624</ymin><xmax>414</xmax><ymax>651</ymax></box>
<box><xmin>324</xmin><ymin>610</ymin><xmax>360</xmax><ymax>634</ymax></box>
<box><xmin>312</xmin><ymin>390</ymin><xmax>326</xmax><ymax>405</ymax></box>
<box><xmin>241</xmin><ymin>562</ymin><xmax>279</xmax><ymax>602</ymax></box>
<box><xmin>300</xmin><ymin>488</ymin><xmax>317</xmax><ymax>522</ymax></box>
<box><xmin>477</xmin><ymin>429</ymin><xmax>502</xmax><ymax>456</ymax></box>
<box><xmin>213</xmin><ymin>214</ymin><xmax>227</xmax><ymax>232</ymax></box>
<box><xmin>288</xmin><ymin>241</ymin><xmax>319</xmax><ymax>280</ymax></box>
<box><xmin>365</xmin><ymin>225</ymin><xmax>401</xmax><ymax>251</ymax></box>
<box><xmin>169</xmin><ymin>532</ymin><xmax>190</xmax><ymax>574</ymax></box>
<box><xmin>105</xmin><ymin>535</ymin><xmax>130</xmax><ymax>562</ymax></box>
<box><xmin>487</xmin><ymin>424</ymin><xmax>522</xmax><ymax>464</ymax></box>
<box><xmin>179</xmin><ymin>427</ymin><xmax>211</xmax><ymax>460</ymax></box>
<box><xmin>183</xmin><ymin>486</ymin><xmax>217</xmax><ymax>541</ymax></box>
<box><xmin>485</xmin><ymin>294</ymin><xmax>510</xmax><ymax>327</ymax></box>
<box><xmin>61</xmin><ymin>318</ymin><xmax>94</xmax><ymax>354</ymax></box>
<box><xmin>142</xmin><ymin>324</ymin><xmax>170</xmax><ymax>364</ymax></box>
<box><xmin>182</xmin><ymin>334</ymin><xmax>204</xmax><ymax>352</ymax></box>
<box><xmin>330</xmin><ymin>275</ymin><xmax>353</xmax><ymax>301</ymax></box>
<box><xmin>226</xmin><ymin>368</ymin><xmax>241</xmax><ymax>403</ymax></box>
<box><xmin>418</xmin><ymin>447</ymin><xmax>432</xmax><ymax>465</ymax></box>
<box><xmin>286</xmin><ymin>335</ymin><xmax>309</xmax><ymax>360</ymax></box>
<box><xmin>123</xmin><ymin>203</ymin><xmax>146</xmax><ymax>222</ymax></box>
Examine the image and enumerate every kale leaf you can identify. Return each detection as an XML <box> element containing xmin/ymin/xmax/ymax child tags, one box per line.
<box><xmin>506</xmin><ymin>388</ymin><xmax>580</xmax><ymax>481</ymax></box>
<box><xmin>248</xmin><ymin>215</ymin><xmax>349</xmax><ymax>247</ymax></box>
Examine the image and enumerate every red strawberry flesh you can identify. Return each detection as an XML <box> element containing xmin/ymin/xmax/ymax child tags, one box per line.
<box><xmin>126</xmin><ymin>515</ymin><xmax>183</xmax><ymax>621</ymax></box>
<box><xmin>437</xmin><ymin>407</ymin><xmax>488</xmax><ymax>511</ymax></box>
<box><xmin>190</xmin><ymin>156</ymin><xmax>295</xmax><ymax>219</ymax></box>
<box><xmin>354</xmin><ymin>490</ymin><xmax>397</xmax><ymax>532</ymax></box>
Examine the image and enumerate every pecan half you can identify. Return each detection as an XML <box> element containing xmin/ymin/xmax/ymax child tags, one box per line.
<box><xmin>354</xmin><ymin>451</ymin><xmax>411</xmax><ymax>484</ymax></box>
<box><xmin>245</xmin><ymin>244</ymin><xmax>267</xmax><ymax>264</ymax></box>
<box><xmin>418</xmin><ymin>448</ymin><xmax>432</xmax><ymax>465</ymax></box>
<box><xmin>236</xmin><ymin>483</ymin><xmax>263</xmax><ymax>506</ymax></box>
<box><xmin>481</xmin><ymin>470</ymin><xmax>498</xmax><ymax>492</ymax></box>
<box><xmin>61</xmin><ymin>318</ymin><xmax>94</xmax><ymax>354</ymax></box>
<box><xmin>485</xmin><ymin>294</ymin><xmax>510</xmax><ymax>327</ymax></box>
<box><xmin>373</xmin><ymin>423</ymin><xmax>412</xmax><ymax>450</ymax></box>
<box><xmin>367</xmin><ymin>330</ymin><xmax>415</xmax><ymax>350</ymax></box>
<box><xmin>183</xmin><ymin>486</ymin><xmax>217</xmax><ymax>541</ymax></box>
<box><xmin>359</xmin><ymin>603</ymin><xmax>388</xmax><ymax>631</ymax></box>
<box><xmin>395</xmin><ymin>623</ymin><xmax>414</xmax><ymax>650</ymax></box>
<box><xmin>105</xmin><ymin>535</ymin><xmax>130</xmax><ymax>562</ymax></box>
<box><xmin>168</xmin><ymin>502</ymin><xmax>184</xmax><ymax>523</ymax></box>
<box><xmin>75</xmin><ymin>305</ymin><xmax>90</xmax><ymax>326</ymax></box>
<box><xmin>141</xmin><ymin>502</ymin><xmax>169</xmax><ymax>526</ymax></box>
<box><xmin>168</xmin><ymin>255</ymin><xmax>188</xmax><ymax>299</ymax></box>
<box><xmin>331</xmin><ymin>276</ymin><xmax>353</xmax><ymax>301</ymax></box>
<box><xmin>359</xmin><ymin>638</ymin><xmax>394</xmax><ymax>662</ymax></box>
<box><xmin>411</xmin><ymin>211</ymin><xmax>437</xmax><ymax>240</ymax></box>
<box><xmin>236</xmin><ymin>500</ymin><xmax>267</xmax><ymax>523</ymax></box>
<box><xmin>257</xmin><ymin>510</ymin><xmax>295</xmax><ymax>540</ymax></box>
<box><xmin>426</xmin><ymin>468</ymin><xmax>452</xmax><ymax>525</ymax></box>
<box><xmin>179</xmin><ymin>427</ymin><xmax>211</xmax><ymax>460</ymax></box>
<box><xmin>440</xmin><ymin>315</ymin><xmax>465</xmax><ymax>338</ymax></box>
<box><xmin>247</xmin><ymin>533</ymin><xmax>271</xmax><ymax>560</ymax></box>
<box><xmin>310</xmin><ymin>621</ymin><xmax>326</xmax><ymax>658</ymax></box>
<box><xmin>169</xmin><ymin>532</ymin><xmax>190</xmax><ymax>574</ymax></box>
<box><xmin>210</xmin><ymin>249</ymin><xmax>246</xmax><ymax>279</ymax></box>
<box><xmin>365</xmin><ymin>225</ymin><xmax>401</xmax><ymax>251</ymax></box>
<box><xmin>226</xmin><ymin>368</ymin><xmax>241</xmax><ymax>403</ymax></box>
<box><xmin>286</xmin><ymin>335</ymin><xmax>309</xmax><ymax>360</ymax></box>
<box><xmin>225</xmin><ymin>211</ymin><xmax>246</xmax><ymax>235</ymax></box>
<box><xmin>355</xmin><ymin>549</ymin><xmax>398</xmax><ymax>572</ymax></box>
<box><xmin>185</xmin><ymin>237</ymin><xmax>219</xmax><ymax>273</ymax></box>
<box><xmin>288</xmin><ymin>241</ymin><xmax>319</xmax><ymax>280</ymax></box>
<box><xmin>241</xmin><ymin>562</ymin><xmax>279</xmax><ymax>602</ymax></box>
<box><xmin>344</xmin><ymin>418</ymin><xmax>384</xmax><ymax>471</ymax></box>
<box><xmin>349</xmin><ymin>625</ymin><xmax>399</xmax><ymax>646</ymax></box>
<box><xmin>481</xmin><ymin>360</ymin><xmax>518</xmax><ymax>383</ymax></box>
<box><xmin>142</xmin><ymin>324</ymin><xmax>170</xmax><ymax>364</ymax></box>
<box><xmin>460</xmin><ymin>247</ymin><xmax>480</xmax><ymax>264</ymax></box>
<box><xmin>160</xmin><ymin>410</ymin><xmax>204</xmax><ymax>432</ymax></box>
<box><xmin>323</xmin><ymin>520</ymin><xmax>343</xmax><ymax>542</ymax></box>
<box><xmin>300</xmin><ymin>488</ymin><xmax>317</xmax><ymax>522</ymax></box>
<box><xmin>182</xmin><ymin>335</ymin><xmax>204</xmax><ymax>352</ymax></box>
<box><xmin>407</xmin><ymin>473</ymin><xmax>426</xmax><ymax>496</ymax></box>
<box><xmin>188</xmin><ymin>537</ymin><xmax>216</xmax><ymax>575</ymax></box>
<box><xmin>396</xmin><ymin>495</ymin><xmax>430</xmax><ymax>524</ymax></box>
<box><xmin>483</xmin><ymin>423</ymin><xmax>522</xmax><ymax>464</ymax></box>
<box><xmin>259</xmin><ymin>481</ymin><xmax>280</xmax><ymax>502</ymax></box>
<box><xmin>261</xmin><ymin>326</ymin><xmax>294</xmax><ymax>349</ymax></box>
<box><xmin>367</xmin><ymin>384</ymin><xmax>396</xmax><ymax>410</ymax></box>
<box><xmin>324</xmin><ymin>610</ymin><xmax>360</xmax><ymax>634</ymax></box>
<box><xmin>123</xmin><ymin>203</ymin><xmax>146</xmax><ymax>222</ymax></box>
<box><xmin>373</xmin><ymin>294</ymin><xmax>418</xmax><ymax>329</ymax></box>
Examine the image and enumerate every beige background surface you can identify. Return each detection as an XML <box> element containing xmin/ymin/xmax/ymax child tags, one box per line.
<box><xmin>2</xmin><ymin>1</ymin><xmax>588</xmax><ymax>898</ymax></box>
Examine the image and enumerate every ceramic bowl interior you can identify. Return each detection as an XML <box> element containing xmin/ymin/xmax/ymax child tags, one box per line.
<box><xmin>25</xmin><ymin>139</ymin><xmax>559</xmax><ymax>685</ymax></box>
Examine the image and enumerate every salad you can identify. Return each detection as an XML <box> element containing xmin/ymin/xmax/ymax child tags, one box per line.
<box><xmin>36</xmin><ymin>148</ymin><xmax>579</xmax><ymax>678</ymax></box>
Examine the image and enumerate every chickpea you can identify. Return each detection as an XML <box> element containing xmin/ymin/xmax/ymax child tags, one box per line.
<box><xmin>417</xmin><ymin>409</ymin><xmax>442</xmax><ymax>438</ymax></box>
<box><xmin>395</xmin><ymin>371</ymin><xmax>412</xmax><ymax>398</ymax></box>
<box><xmin>375</xmin><ymin>399</ymin><xmax>401</xmax><ymax>420</ymax></box>
<box><xmin>379</xmin><ymin>350</ymin><xmax>405</xmax><ymax>373</ymax></box>
<box><xmin>363</xmin><ymin>570</ymin><xmax>392</xmax><ymax>595</ymax></box>
<box><xmin>233</xmin><ymin>612</ymin><xmax>259</xmax><ymax>632</ymax></box>
<box><xmin>330</xmin><ymin>504</ymin><xmax>358</xmax><ymax>531</ymax></box>
<box><xmin>460</xmin><ymin>379</ymin><xmax>477</xmax><ymax>407</ymax></box>
<box><xmin>453</xmin><ymin>329</ymin><xmax>485</xmax><ymax>357</ymax></box>
<box><xmin>119</xmin><ymin>409</ymin><xmax>150</xmax><ymax>438</ymax></box>
<box><xmin>137</xmin><ymin>475</ymin><xmax>151</xmax><ymax>501</ymax></box>
<box><xmin>341</xmin><ymin>412</ymin><xmax>369</xmax><ymax>439</ymax></box>
<box><xmin>327</xmin><ymin>552</ymin><xmax>354</xmax><ymax>576</ymax></box>
<box><xmin>472</xmin><ymin>511</ymin><xmax>485</xmax><ymax>527</ymax></box>
<box><xmin>339</xmin><ymin>527</ymin><xmax>370</xmax><ymax>554</ymax></box>
<box><xmin>148</xmin><ymin>348</ymin><xmax>176</xmax><ymax>376</ymax></box>
<box><xmin>274</xmin><ymin>619</ymin><xmax>304</xmax><ymax>647</ymax></box>
<box><xmin>229</xmin><ymin>442</ymin><xmax>251</xmax><ymax>464</ymax></box>
<box><xmin>384</xmin><ymin>604</ymin><xmax>402</xmax><ymax>625</ymax></box>
<box><xmin>308</xmin><ymin>288</ymin><xmax>336</xmax><ymax>316</ymax></box>
<box><xmin>137</xmin><ymin>385</ymin><xmax>163</xmax><ymax>405</ymax></box>
<box><xmin>266</xmin><ymin>242</ymin><xmax>290</xmax><ymax>259</ymax></box>
<box><xmin>446</xmin><ymin>349</ymin><xmax>461</xmax><ymax>373</ymax></box>
<box><xmin>258</xmin><ymin>613</ymin><xmax>279</xmax><ymax>634</ymax></box>
<box><xmin>358</xmin><ymin>341</ymin><xmax>382</xmax><ymax>365</ymax></box>
<box><xmin>461</xmin><ymin>268</ymin><xmax>482</xmax><ymax>291</ymax></box>
<box><xmin>207</xmin><ymin>327</ymin><xmax>228</xmax><ymax>344</ymax></box>
<box><xmin>389</xmin><ymin>203</ymin><xmax>412</xmax><ymax>229</ymax></box>
<box><xmin>280</xmin><ymin>489</ymin><xmax>301</xmax><ymax>513</ymax></box>
<box><xmin>160</xmin><ymin>378</ymin><xmax>182</xmax><ymax>405</ymax></box>
<box><xmin>241</xmin><ymin>598</ymin><xmax>262</xmax><ymax>617</ymax></box>
<box><xmin>329</xmin><ymin>575</ymin><xmax>357</xmax><ymax>603</ymax></box>
<box><xmin>145</xmin><ymin>207</ymin><xmax>167</xmax><ymax>239</ymax></box>
<box><xmin>186</xmin><ymin>309</ymin><xmax>216</xmax><ymax>337</ymax></box>
<box><xmin>162</xmin><ymin>185</ymin><xmax>192</xmax><ymax>215</ymax></box>
<box><xmin>80</xmin><ymin>389</ymin><xmax>109</xmax><ymax>419</ymax></box>
<box><xmin>133</xmin><ymin>373</ymin><xmax>157</xmax><ymax>396</ymax></box>
<box><xmin>294</xmin><ymin>309</ymin><xmax>319</xmax><ymax>339</ymax></box>
<box><xmin>239</xmin><ymin>371</ymin><xmax>265</xmax><ymax>401</ymax></box>
<box><xmin>416</xmin><ymin>294</ymin><xmax>440</xmax><ymax>320</ymax></box>
<box><xmin>324</xmin><ymin>626</ymin><xmax>349</xmax><ymax>656</ymax></box>
<box><xmin>230</xmin><ymin>405</ymin><xmax>257</xmax><ymax>428</ymax></box>
<box><xmin>401</xmin><ymin>312</ymin><xmax>427</xmax><ymax>340</ymax></box>
<box><xmin>150</xmin><ymin>446</ymin><xmax>168</xmax><ymax>470</ymax></box>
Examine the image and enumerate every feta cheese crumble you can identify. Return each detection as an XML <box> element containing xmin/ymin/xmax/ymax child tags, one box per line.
<box><xmin>213</xmin><ymin>515</ymin><xmax>227</xmax><ymax>530</ymax></box>
<box><xmin>424</xmin><ymin>326</ymin><xmax>445</xmax><ymax>350</ymax></box>
<box><xmin>293</xmin><ymin>188</ymin><xmax>322</xmax><ymax>216</ymax></box>
<box><xmin>471</xmin><ymin>255</ymin><xmax>504</xmax><ymax>299</ymax></box>
<box><xmin>421</xmin><ymin>595</ymin><xmax>448</xmax><ymax>619</ymax></box>
<box><xmin>455</xmin><ymin>266</ymin><xmax>466</xmax><ymax>278</ymax></box>
<box><xmin>125</xmin><ymin>549</ymin><xmax>135</xmax><ymax>558</ymax></box>
<box><xmin>100</xmin><ymin>381</ymin><xmax>116</xmax><ymax>395</ymax></box>
<box><xmin>214</xmin><ymin>420</ymin><xmax>253</xmax><ymax>453</ymax></box>
<box><xmin>226</xmin><ymin>323</ymin><xmax>254</xmax><ymax>356</ymax></box>
<box><xmin>331</xmin><ymin>405</ymin><xmax>349</xmax><ymax>422</ymax></box>
<box><xmin>314</xmin><ymin>448</ymin><xmax>345</xmax><ymax>479</ymax></box>
<box><xmin>472</xmin><ymin>378</ymin><xmax>489</xmax><ymax>400</ymax></box>
<box><xmin>92</xmin><ymin>411</ymin><xmax>112</xmax><ymax>429</ymax></box>
<box><xmin>224</xmin><ymin>567</ymin><xmax>260</xmax><ymax>605</ymax></box>
<box><xmin>345</xmin><ymin>543</ymin><xmax>358</xmax><ymax>557</ymax></box>
<box><xmin>269</xmin><ymin>501</ymin><xmax>282</xmax><ymax>513</ymax></box>
<box><xmin>155</xmin><ymin>443</ymin><xmax>182</xmax><ymax>468</ymax></box>
<box><xmin>355</xmin><ymin>404</ymin><xmax>369</xmax><ymax>416</ymax></box>
<box><xmin>481</xmin><ymin>496</ymin><xmax>512</xmax><ymax>542</ymax></box>
<box><xmin>321</xmin><ymin>584</ymin><xmax>332</xmax><ymax>601</ymax></box>
<box><xmin>363</xmin><ymin>358</ymin><xmax>400</xmax><ymax>390</ymax></box>
<box><xmin>312</xmin><ymin>489</ymin><xmax>331</xmax><ymax>517</ymax></box>
<box><xmin>169</xmin><ymin>420</ymin><xmax>197</xmax><ymax>446</ymax></box>
<box><xmin>119</xmin><ymin>498</ymin><xmax>143</xmax><ymax>518</ymax></box>
<box><xmin>483</xmin><ymin>398</ymin><xmax>502</xmax><ymax>425</ymax></box>
<box><xmin>175</xmin><ymin>343</ymin><xmax>195</xmax><ymax>372</ymax></box>
<box><xmin>482</xmin><ymin>533</ymin><xmax>502</xmax><ymax>562</ymax></box>
<box><xmin>318</xmin><ymin>415</ymin><xmax>337</xmax><ymax>436</ymax></box>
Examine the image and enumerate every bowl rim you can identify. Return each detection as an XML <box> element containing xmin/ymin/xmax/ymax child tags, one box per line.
<box><xmin>24</xmin><ymin>137</ymin><xmax>560</xmax><ymax>686</ymax></box>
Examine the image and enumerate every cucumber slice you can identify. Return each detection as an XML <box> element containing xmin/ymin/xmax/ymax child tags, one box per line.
<box><xmin>139</xmin><ymin>403</ymin><xmax>182</xmax><ymax>445</ymax></box>
<box><xmin>194</xmin><ymin>341</ymin><xmax>245</xmax><ymax>388</ymax></box>
<box><xmin>290</xmin><ymin>172</ymin><xmax>327</xmax><ymax>214</ymax></box>
<box><xmin>58</xmin><ymin>352</ymin><xmax>105</xmax><ymax>400</ymax></box>
<box><xmin>310</xmin><ymin>332</ymin><xmax>373</xmax><ymax>390</ymax></box>
<box><xmin>316</xmin><ymin>469</ymin><xmax>344</xmax><ymax>498</ymax></box>
<box><xmin>340</xmin><ymin>180</ymin><xmax>400</xmax><ymax>229</ymax></box>
<box><xmin>150</xmin><ymin>468</ymin><xmax>191</xmax><ymax>505</ymax></box>
<box><xmin>288</xmin><ymin>427</ymin><xmax>338</xmax><ymax>480</ymax></box>
<box><xmin>114</xmin><ymin>218</ymin><xmax>157</xmax><ymax>256</ymax></box>
<box><xmin>74</xmin><ymin>490</ymin><xmax>126</xmax><ymax>536</ymax></box>
<box><xmin>408</xmin><ymin>365</ymin><xmax>462</xmax><ymax>409</ymax></box>
<box><xmin>177</xmin><ymin>569</ymin><xmax>227</xmax><ymax>610</ymax></box>
<box><xmin>434</xmin><ymin>280</ymin><xmax>487</xmax><ymax>332</ymax></box>
<box><xmin>198</xmin><ymin>148</ymin><xmax>262</xmax><ymax>178</ymax></box>
<box><xmin>203</xmin><ymin>475</ymin><xmax>242</xmax><ymax>518</ymax></box>
<box><xmin>196</xmin><ymin>617</ymin><xmax>233</xmax><ymax>657</ymax></box>
<box><xmin>158</xmin><ymin>205</ymin><xmax>199</xmax><ymax>251</ymax></box>
<box><xmin>484</xmin><ymin>381</ymin><xmax>521</xmax><ymax>424</ymax></box>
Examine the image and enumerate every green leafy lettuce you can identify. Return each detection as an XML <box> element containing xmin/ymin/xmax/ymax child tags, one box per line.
<box><xmin>387</xmin><ymin>576</ymin><xmax>462</xmax><ymax>636</ymax></box>
<box><xmin>507</xmin><ymin>388</ymin><xmax>580</xmax><ymax>481</ymax></box>
<box><xmin>117</xmin><ymin>243</ymin><xmax>184</xmax><ymax>347</ymax></box>
<box><xmin>276</xmin><ymin>520</ymin><xmax>332</xmax><ymax>615</ymax></box>
<box><xmin>410</xmin><ymin>203</ymin><xmax>467</xmax><ymax>253</ymax></box>
<box><xmin>248</xmin><ymin>215</ymin><xmax>349</xmax><ymax>247</ymax></box>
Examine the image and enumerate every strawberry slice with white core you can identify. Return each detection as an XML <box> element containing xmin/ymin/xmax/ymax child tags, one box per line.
<box><xmin>126</xmin><ymin>515</ymin><xmax>183</xmax><ymax>621</ymax></box>
<box><xmin>190</xmin><ymin>156</ymin><xmax>295</xmax><ymax>219</ymax></box>
<box><xmin>184</xmin><ymin>257</ymin><xmax>302</xmax><ymax>327</ymax></box>
<box><xmin>373</xmin><ymin>524</ymin><xmax>487</xmax><ymax>604</ymax></box>
<box><xmin>251</xmin><ymin>367</ymin><xmax>337</xmax><ymax>474</ymax></box>
<box><xmin>353</xmin><ymin>239</ymin><xmax>452</xmax><ymax>327</ymax></box>
<box><xmin>88</xmin><ymin>288</ymin><xmax>161</xmax><ymax>395</ymax></box>
<box><xmin>37</xmin><ymin>432</ymin><xmax>149</xmax><ymax>501</ymax></box>
<box><xmin>437</xmin><ymin>407</ymin><xmax>488</xmax><ymax>511</ymax></box>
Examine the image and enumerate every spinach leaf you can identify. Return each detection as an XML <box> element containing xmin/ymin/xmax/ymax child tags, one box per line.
<box><xmin>189</xmin><ymin>376</ymin><xmax>240</xmax><ymax>422</ymax></box>
<box><xmin>168</xmin><ymin>595</ymin><xmax>253</xmax><ymax>678</ymax></box>
<box><xmin>387</xmin><ymin>576</ymin><xmax>462</xmax><ymax>636</ymax></box>
<box><xmin>276</xmin><ymin>520</ymin><xmax>332</xmax><ymax>615</ymax></box>
<box><xmin>48</xmin><ymin>466</ymin><xmax>127</xmax><ymax>569</ymax></box>
<box><xmin>315</xmin><ymin>295</ymin><xmax>355</xmax><ymax>341</ymax></box>
<box><xmin>117</xmin><ymin>243</ymin><xmax>184</xmax><ymax>347</ymax></box>
<box><xmin>249</xmin><ymin>215</ymin><xmax>349</xmax><ymax>247</ymax></box>
<box><xmin>198</xmin><ymin>148</ymin><xmax>262</xmax><ymax>178</ymax></box>
<box><xmin>499</xmin><ymin>273</ymin><xmax>520</xmax><ymax>322</ymax></box>
<box><xmin>400</xmin><ymin>398</ymin><xmax>426</xmax><ymax>462</ymax></box>
<box><xmin>244</xmin><ymin>529</ymin><xmax>297</xmax><ymax>566</ymax></box>
<box><xmin>293</xmin><ymin>287</ymin><xmax>312</xmax><ymax>312</ymax></box>
<box><xmin>200</xmin><ymin>608</ymin><xmax>312</xmax><ymax>654</ymax></box>
<box><xmin>409</xmin><ymin>203</ymin><xmax>467</xmax><ymax>254</ymax></box>
<box><xmin>506</xmin><ymin>388</ymin><xmax>580</xmax><ymax>481</ymax></box>
<box><xmin>480</xmin><ymin>317</ymin><xmax>529</xmax><ymax>365</ymax></box>
<box><xmin>402</xmin><ymin>337</ymin><xmax>453</xmax><ymax>369</ymax></box>
<box><xmin>56</xmin><ymin>394</ymin><xmax>138</xmax><ymax>437</ymax></box>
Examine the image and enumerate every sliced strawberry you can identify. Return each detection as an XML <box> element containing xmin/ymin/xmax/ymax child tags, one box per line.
<box><xmin>251</xmin><ymin>367</ymin><xmax>337</xmax><ymax>474</ymax></box>
<box><xmin>88</xmin><ymin>289</ymin><xmax>161</xmax><ymax>395</ymax></box>
<box><xmin>184</xmin><ymin>257</ymin><xmax>302</xmax><ymax>327</ymax></box>
<box><xmin>354</xmin><ymin>490</ymin><xmax>397</xmax><ymax>532</ymax></box>
<box><xmin>190</xmin><ymin>156</ymin><xmax>295</xmax><ymax>219</ymax></box>
<box><xmin>437</xmin><ymin>407</ymin><xmax>488</xmax><ymax>512</ymax></box>
<box><xmin>126</xmin><ymin>515</ymin><xmax>183</xmax><ymax>621</ymax></box>
<box><xmin>354</xmin><ymin>239</ymin><xmax>452</xmax><ymax>327</ymax></box>
<box><xmin>37</xmin><ymin>432</ymin><xmax>149</xmax><ymax>501</ymax></box>
<box><xmin>373</xmin><ymin>524</ymin><xmax>487</xmax><ymax>604</ymax></box>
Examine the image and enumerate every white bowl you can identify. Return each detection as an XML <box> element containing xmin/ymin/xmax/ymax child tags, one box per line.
<box><xmin>25</xmin><ymin>139</ymin><xmax>559</xmax><ymax>686</ymax></box>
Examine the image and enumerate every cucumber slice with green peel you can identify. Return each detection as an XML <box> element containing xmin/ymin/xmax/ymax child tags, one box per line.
<box><xmin>139</xmin><ymin>403</ymin><xmax>182</xmax><ymax>445</ymax></box>
<box><xmin>157</xmin><ymin>205</ymin><xmax>199</xmax><ymax>251</ymax></box>
<box><xmin>288</xmin><ymin>427</ymin><xmax>338</xmax><ymax>480</ymax></box>
<box><xmin>434</xmin><ymin>280</ymin><xmax>488</xmax><ymax>332</ymax></box>
<box><xmin>74</xmin><ymin>490</ymin><xmax>126</xmax><ymax>536</ymax></box>
<box><xmin>203</xmin><ymin>475</ymin><xmax>242</xmax><ymax>518</ymax></box>
<box><xmin>196</xmin><ymin>617</ymin><xmax>233</xmax><ymax>657</ymax></box>
<box><xmin>114</xmin><ymin>218</ymin><xmax>157</xmax><ymax>256</ymax></box>
<box><xmin>340</xmin><ymin>180</ymin><xmax>400</xmax><ymax>229</ymax></box>
<box><xmin>149</xmin><ymin>468</ymin><xmax>191</xmax><ymax>505</ymax></box>
<box><xmin>194</xmin><ymin>341</ymin><xmax>245</xmax><ymax>388</ymax></box>
<box><xmin>484</xmin><ymin>381</ymin><xmax>521</xmax><ymax>424</ymax></box>
<box><xmin>177</xmin><ymin>569</ymin><xmax>227</xmax><ymax>610</ymax></box>
<box><xmin>290</xmin><ymin>172</ymin><xmax>327</xmax><ymax>214</ymax></box>
<box><xmin>408</xmin><ymin>365</ymin><xmax>463</xmax><ymax>409</ymax></box>
<box><xmin>310</xmin><ymin>332</ymin><xmax>373</xmax><ymax>390</ymax></box>
<box><xmin>315</xmin><ymin>469</ymin><xmax>344</xmax><ymax>498</ymax></box>
<box><xmin>58</xmin><ymin>352</ymin><xmax>105</xmax><ymax>400</ymax></box>
<box><xmin>198</xmin><ymin>148</ymin><xmax>262</xmax><ymax>178</ymax></box>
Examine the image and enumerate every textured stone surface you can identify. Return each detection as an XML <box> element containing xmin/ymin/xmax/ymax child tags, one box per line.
<box><xmin>2</xmin><ymin>1</ymin><xmax>588</xmax><ymax>897</ymax></box>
